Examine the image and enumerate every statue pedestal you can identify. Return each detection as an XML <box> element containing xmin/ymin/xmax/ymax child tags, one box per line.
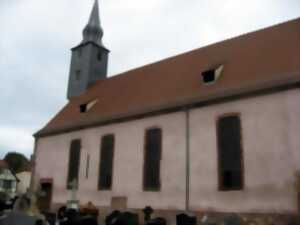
<box><xmin>66</xmin><ymin>200</ymin><xmax>79</xmax><ymax>210</ymax></box>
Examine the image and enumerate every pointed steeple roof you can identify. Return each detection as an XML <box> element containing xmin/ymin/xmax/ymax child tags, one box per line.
<box><xmin>82</xmin><ymin>0</ymin><xmax>104</xmax><ymax>46</ymax></box>
<box><xmin>88</xmin><ymin>0</ymin><xmax>100</xmax><ymax>28</ymax></box>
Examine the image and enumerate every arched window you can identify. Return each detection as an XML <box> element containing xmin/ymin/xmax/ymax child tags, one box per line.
<box><xmin>143</xmin><ymin>128</ymin><xmax>162</xmax><ymax>191</ymax></box>
<box><xmin>98</xmin><ymin>134</ymin><xmax>115</xmax><ymax>190</ymax></box>
<box><xmin>217</xmin><ymin>115</ymin><xmax>244</xmax><ymax>191</ymax></box>
<box><xmin>67</xmin><ymin>139</ymin><xmax>81</xmax><ymax>189</ymax></box>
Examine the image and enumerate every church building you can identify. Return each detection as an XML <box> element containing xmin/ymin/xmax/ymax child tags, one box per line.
<box><xmin>32</xmin><ymin>0</ymin><xmax>300</xmax><ymax>223</ymax></box>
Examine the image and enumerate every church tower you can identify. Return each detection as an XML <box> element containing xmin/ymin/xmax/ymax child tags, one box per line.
<box><xmin>67</xmin><ymin>0</ymin><xmax>109</xmax><ymax>99</ymax></box>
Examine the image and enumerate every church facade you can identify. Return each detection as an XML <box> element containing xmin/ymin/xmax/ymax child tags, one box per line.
<box><xmin>32</xmin><ymin>0</ymin><xmax>300</xmax><ymax>223</ymax></box>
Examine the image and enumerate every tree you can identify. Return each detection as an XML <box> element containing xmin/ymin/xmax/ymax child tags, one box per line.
<box><xmin>4</xmin><ymin>152</ymin><xmax>30</xmax><ymax>174</ymax></box>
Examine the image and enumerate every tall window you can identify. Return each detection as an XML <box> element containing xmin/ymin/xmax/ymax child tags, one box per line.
<box><xmin>98</xmin><ymin>134</ymin><xmax>115</xmax><ymax>190</ymax></box>
<box><xmin>217</xmin><ymin>115</ymin><xmax>243</xmax><ymax>191</ymax></box>
<box><xmin>143</xmin><ymin>128</ymin><xmax>162</xmax><ymax>191</ymax></box>
<box><xmin>67</xmin><ymin>139</ymin><xmax>81</xmax><ymax>189</ymax></box>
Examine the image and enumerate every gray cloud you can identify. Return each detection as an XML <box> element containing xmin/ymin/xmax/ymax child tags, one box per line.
<box><xmin>0</xmin><ymin>0</ymin><xmax>299</xmax><ymax>157</ymax></box>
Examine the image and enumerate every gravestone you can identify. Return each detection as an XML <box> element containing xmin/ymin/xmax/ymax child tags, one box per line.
<box><xmin>41</xmin><ymin>212</ymin><xmax>56</xmax><ymax>225</ymax></box>
<box><xmin>106</xmin><ymin>211</ymin><xmax>138</xmax><ymax>225</ymax></box>
<box><xmin>143</xmin><ymin>206</ymin><xmax>154</xmax><ymax>222</ymax></box>
<box><xmin>224</xmin><ymin>214</ymin><xmax>242</xmax><ymax>225</ymax></box>
<box><xmin>59</xmin><ymin>208</ymin><xmax>89</xmax><ymax>225</ymax></box>
<box><xmin>106</xmin><ymin>210</ymin><xmax>121</xmax><ymax>225</ymax></box>
<box><xmin>176</xmin><ymin>213</ymin><xmax>197</xmax><ymax>225</ymax></box>
<box><xmin>116</xmin><ymin>212</ymin><xmax>139</xmax><ymax>225</ymax></box>
<box><xmin>146</xmin><ymin>217</ymin><xmax>167</xmax><ymax>225</ymax></box>
<box><xmin>57</xmin><ymin>206</ymin><xmax>67</xmax><ymax>220</ymax></box>
<box><xmin>36</xmin><ymin>220</ymin><xmax>44</xmax><ymax>225</ymax></box>
<box><xmin>65</xmin><ymin>208</ymin><xmax>80</xmax><ymax>221</ymax></box>
<box><xmin>201</xmin><ymin>214</ymin><xmax>216</xmax><ymax>225</ymax></box>
<box><xmin>80</xmin><ymin>201</ymin><xmax>99</xmax><ymax>218</ymax></box>
<box><xmin>0</xmin><ymin>212</ymin><xmax>37</xmax><ymax>225</ymax></box>
<box><xmin>77</xmin><ymin>215</ymin><xmax>98</xmax><ymax>225</ymax></box>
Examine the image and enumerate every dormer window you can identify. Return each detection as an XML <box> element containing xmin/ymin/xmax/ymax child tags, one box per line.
<box><xmin>79</xmin><ymin>99</ymin><xmax>98</xmax><ymax>113</ymax></box>
<box><xmin>201</xmin><ymin>65</ymin><xmax>224</xmax><ymax>84</ymax></box>
<box><xmin>80</xmin><ymin>104</ymin><xmax>87</xmax><ymax>113</ymax></box>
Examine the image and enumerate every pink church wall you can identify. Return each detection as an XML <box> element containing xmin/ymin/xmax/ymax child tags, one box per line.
<box><xmin>189</xmin><ymin>90</ymin><xmax>299</xmax><ymax>213</ymax></box>
<box><xmin>35</xmin><ymin>112</ymin><xmax>187</xmax><ymax>210</ymax></box>
<box><xmin>34</xmin><ymin>88</ymin><xmax>300</xmax><ymax>213</ymax></box>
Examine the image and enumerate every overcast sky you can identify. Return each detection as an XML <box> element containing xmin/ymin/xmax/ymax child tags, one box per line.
<box><xmin>0</xmin><ymin>0</ymin><xmax>299</xmax><ymax>158</ymax></box>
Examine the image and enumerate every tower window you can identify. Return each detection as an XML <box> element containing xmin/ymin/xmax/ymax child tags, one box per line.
<box><xmin>75</xmin><ymin>70</ymin><xmax>81</xmax><ymax>81</ymax></box>
<box><xmin>143</xmin><ymin>127</ymin><xmax>162</xmax><ymax>191</ymax></box>
<box><xmin>77</xmin><ymin>49</ymin><xmax>82</xmax><ymax>57</ymax></box>
<box><xmin>217</xmin><ymin>115</ymin><xmax>244</xmax><ymax>191</ymax></box>
<box><xmin>201</xmin><ymin>65</ymin><xmax>224</xmax><ymax>84</ymax></box>
<box><xmin>67</xmin><ymin>139</ymin><xmax>81</xmax><ymax>189</ymax></box>
<box><xmin>97</xmin><ymin>52</ymin><xmax>102</xmax><ymax>61</ymax></box>
<box><xmin>98</xmin><ymin>134</ymin><xmax>115</xmax><ymax>190</ymax></box>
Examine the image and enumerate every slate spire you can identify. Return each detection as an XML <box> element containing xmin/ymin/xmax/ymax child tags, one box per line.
<box><xmin>82</xmin><ymin>0</ymin><xmax>104</xmax><ymax>46</ymax></box>
<box><xmin>67</xmin><ymin>0</ymin><xmax>109</xmax><ymax>99</ymax></box>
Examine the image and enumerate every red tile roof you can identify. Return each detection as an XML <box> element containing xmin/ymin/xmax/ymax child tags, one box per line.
<box><xmin>35</xmin><ymin>17</ymin><xmax>300</xmax><ymax>137</ymax></box>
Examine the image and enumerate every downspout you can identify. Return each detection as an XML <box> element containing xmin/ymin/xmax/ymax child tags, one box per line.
<box><xmin>185</xmin><ymin>108</ymin><xmax>190</xmax><ymax>212</ymax></box>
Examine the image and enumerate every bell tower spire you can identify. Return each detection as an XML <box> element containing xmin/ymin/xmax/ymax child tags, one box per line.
<box><xmin>67</xmin><ymin>0</ymin><xmax>109</xmax><ymax>100</ymax></box>
<box><xmin>82</xmin><ymin>0</ymin><xmax>104</xmax><ymax>46</ymax></box>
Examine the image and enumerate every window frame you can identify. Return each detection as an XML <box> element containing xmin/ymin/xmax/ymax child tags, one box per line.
<box><xmin>98</xmin><ymin>134</ymin><xmax>115</xmax><ymax>191</ymax></box>
<box><xmin>216</xmin><ymin>113</ymin><xmax>244</xmax><ymax>191</ymax></box>
<box><xmin>97</xmin><ymin>51</ymin><xmax>102</xmax><ymax>61</ymax></box>
<box><xmin>3</xmin><ymin>180</ymin><xmax>13</xmax><ymax>190</ymax></box>
<box><xmin>143</xmin><ymin>127</ymin><xmax>162</xmax><ymax>192</ymax></box>
<box><xmin>201</xmin><ymin>64</ymin><xmax>224</xmax><ymax>85</ymax></box>
<box><xmin>66</xmin><ymin>139</ymin><xmax>81</xmax><ymax>190</ymax></box>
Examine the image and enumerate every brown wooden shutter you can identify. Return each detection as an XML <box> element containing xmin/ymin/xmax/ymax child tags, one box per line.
<box><xmin>217</xmin><ymin>115</ymin><xmax>243</xmax><ymax>190</ymax></box>
<box><xmin>98</xmin><ymin>134</ymin><xmax>115</xmax><ymax>190</ymax></box>
<box><xmin>143</xmin><ymin>128</ymin><xmax>162</xmax><ymax>191</ymax></box>
<box><xmin>67</xmin><ymin>139</ymin><xmax>81</xmax><ymax>189</ymax></box>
